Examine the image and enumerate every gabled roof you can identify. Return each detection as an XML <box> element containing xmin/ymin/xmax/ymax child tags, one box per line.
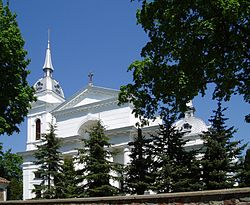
<box><xmin>53</xmin><ymin>85</ymin><xmax>120</xmax><ymax>112</ymax></box>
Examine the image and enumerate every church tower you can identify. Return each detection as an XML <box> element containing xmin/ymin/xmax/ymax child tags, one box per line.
<box><xmin>26</xmin><ymin>34</ymin><xmax>65</xmax><ymax>151</ymax></box>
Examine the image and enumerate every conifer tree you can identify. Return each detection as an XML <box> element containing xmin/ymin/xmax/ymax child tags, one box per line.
<box><xmin>56</xmin><ymin>156</ymin><xmax>78</xmax><ymax>198</ymax></box>
<box><xmin>238</xmin><ymin>148</ymin><xmax>250</xmax><ymax>187</ymax></box>
<box><xmin>201</xmin><ymin>100</ymin><xmax>246</xmax><ymax>190</ymax></box>
<box><xmin>33</xmin><ymin>123</ymin><xmax>62</xmax><ymax>199</ymax></box>
<box><xmin>76</xmin><ymin>121</ymin><xmax>119</xmax><ymax>197</ymax></box>
<box><xmin>125</xmin><ymin>128</ymin><xmax>153</xmax><ymax>195</ymax></box>
<box><xmin>151</xmin><ymin>111</ymin><xmax>202</xmax><ymax>193</ymax></box>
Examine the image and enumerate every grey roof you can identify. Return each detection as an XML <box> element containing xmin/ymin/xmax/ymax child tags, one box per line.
<box><xmin>34</xmin><ymin>77</ymin><xmax>65</xmax><ymax>98</ymax></box>
<box><xmin>175</xmin><ymin>115</ymin><xmax>208</xmax><ymax>136</ymax></box>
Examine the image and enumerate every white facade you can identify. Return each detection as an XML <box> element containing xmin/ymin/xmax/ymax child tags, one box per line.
<box><xmin>21</xmin><ymin>40</ymin><xmax>208</xmax><ymax>200</ymax></box>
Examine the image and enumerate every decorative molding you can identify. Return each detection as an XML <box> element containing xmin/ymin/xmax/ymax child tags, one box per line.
<box><xmin>53</xmin><ymin>85</ymin><xmax>119</xmax><ymax>112</ymax></box>
<box><xmin>52</xmin><ymin>98</ymin><xmax>122</xmax><ymax>118</ymax></box>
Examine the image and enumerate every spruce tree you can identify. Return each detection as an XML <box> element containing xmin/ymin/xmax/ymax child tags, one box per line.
<box><xmin>76</xmin><ymin>121</ymin><xmax>119</xmax><ymax>197</ymax></box>
<box><xmin>125</xmin><ymin>128</ymin><xmax>153</xmax><ymax>195</ymax></box>
<box><xmin>151</xmin><ymin>111</ymin><xmax>202</xmax><ymax>193</ymax></box>
<box><xmin>238</xmin><ymin>148</ymin><xmax>250</xmax><ymax>187</ymax></box>
<box><xmin>201</xmin><ymin>100</ymin><xmax>245</xmax><ymax>190</ymax></box>
<box><xmin>33</xmin><ymin>123</ymin><xmax>62</xmax><ymax>199</ymax></box>
<box><xmin>56</xmin><ymin>156</ymin><xmax>78</xmax><ymax>198</ymax></box>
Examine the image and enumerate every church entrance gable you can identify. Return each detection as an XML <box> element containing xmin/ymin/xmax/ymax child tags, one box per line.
<box><xmin>53</xmin><ymin>85</ymin><xmax>119</xmax><ymax>112</ymax></box>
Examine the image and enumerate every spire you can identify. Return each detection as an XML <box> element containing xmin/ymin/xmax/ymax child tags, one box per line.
<box><xmin>43</xmin><ymin>29</ymin><xmax>54</xmax><ymax>77</ymax></box>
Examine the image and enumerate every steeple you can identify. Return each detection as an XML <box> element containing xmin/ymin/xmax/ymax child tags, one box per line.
<box><xmin>33</xmin><ymin>30</ymin><xmax>65</xmax><ymax>99</ymax></box>
<box><xmin>43</xmin><ymin>29</ymin><xmax>54</xmax><ymax>77</ymax></box>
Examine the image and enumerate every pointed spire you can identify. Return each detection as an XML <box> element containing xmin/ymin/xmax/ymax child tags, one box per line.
<box><xmin>43</xmin><ymin>29</ymin><xmax>54</xmax><ymax>77</ymax></box>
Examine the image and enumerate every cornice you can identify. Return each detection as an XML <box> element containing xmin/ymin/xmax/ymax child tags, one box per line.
<box><xmin>28</xmin><ymin>102</ymin><xmax>59</xmax><ymax>117</ymax></box>
<box><xmin>35</xmin><ymin>89</ymin><xmax>65</xmax><ymax>101</ymax></box>
<box><xmin>54</xmin><ymin>85</ymin><xmax>119</xmax><ymax>112</ymax></box>
<box><xmin>52</xmin><ymin>97</ymin><xmax>125</xmax><ymax>118</ymax></box>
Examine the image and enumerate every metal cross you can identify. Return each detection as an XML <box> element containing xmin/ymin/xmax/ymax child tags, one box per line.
<box><xmin>88</xmin><ymin>72</ymin><xmax>94</xmax><ymax>85</ymax></box>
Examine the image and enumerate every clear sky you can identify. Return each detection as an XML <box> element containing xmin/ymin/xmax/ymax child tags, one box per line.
<box><xmin>1</xmin><ymin>0</ymin><xmax>249</xmax><ymax>153</ymax></box>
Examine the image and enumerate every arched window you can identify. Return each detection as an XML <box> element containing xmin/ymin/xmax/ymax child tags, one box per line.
<box><xmin>35</xmin><ymin>119</ymin><xmax>41</xmax><ymax>140</ymax></box>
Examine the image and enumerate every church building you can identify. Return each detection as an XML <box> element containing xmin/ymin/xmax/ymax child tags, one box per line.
<box><xmin>21</xmin><ymin>39</ymin><xmax>208</xmax><ymax>200</ymax></box>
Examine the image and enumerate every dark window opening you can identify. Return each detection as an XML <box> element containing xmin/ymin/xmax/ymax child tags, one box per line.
<box><xmin>35</xmin><ymin>119</ymin><xmax>41</xmax><ymax>140</ymax></box>
<box><xmin>183</xmin><ymin>123</ymin><xmax>192</xmax><ymax>130</ymax></box>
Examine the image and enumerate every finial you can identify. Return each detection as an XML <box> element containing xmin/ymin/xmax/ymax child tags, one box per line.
<box><xmin>88</xmin><ymin>72</ymin><xmax>94</xmax><ymax>86</ymax></box>
<box><xmin>185</xmin><ymin>100</ymin><xmax>195</xmax><ymax>118</ymax></box>
<box><xmin>48</xmin><ymin>29</ymin><xmax>50</xmax><ymax>49</ymax></box>
<box><xmin>186</xmin><ymin>100</ymin><xmax>193</xmax><ymax>109</ymax></box>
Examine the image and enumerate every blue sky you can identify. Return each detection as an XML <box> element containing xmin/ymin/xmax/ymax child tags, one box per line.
<box><xmin>1</xmin><ymin>0</ymin><xmax>249</xmax><ymax>153</ymax></box>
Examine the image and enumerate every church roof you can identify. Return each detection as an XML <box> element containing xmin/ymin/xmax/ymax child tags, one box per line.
<box><xmin>174</xmin><ymin>101</ymin><xmax>208</xmax><ymax>136</ymax></box>
<box><xmin>52</xmin><ymin>85</ymin><xmax>120</xmax><ymax>112</ymax></box>
<box><xmin>0</xmin><ymin>177</ymin><xmax>9</xmax><ymax>185</ymax></box>
<box><xmin>34</xmin><ymin>77</ymin><xmax>65</xmax><ymax>98</ymax></box>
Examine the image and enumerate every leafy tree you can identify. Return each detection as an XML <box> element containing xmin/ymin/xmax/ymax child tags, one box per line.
<box><xmin>119</xmin><ymin>0</ymin><xmax>249</xmax><ymax>122</ymax></box>
<box><xmin>125</xmin><ymin>128</ymin><xmax>153</xmax><ymax>195</ymax></box>
<box><xmin>0</xmin><ymin>1</ymin><xmax>35</xmax><ymax>135</ymax></box>
<box><xmin>201</xmin><ymin>100</ymin><xmax>246</xmax><ymax>190</ymax></box>
<box><xmin>151</xmin><ymin>112</ymin><xmax>202</xmax><ymax>193</ymax></box>
<box><xmin>0</xmin><ymin>143</ymin><xmax>23</xmax><ymax>200</ymax></box>
<box><xmin>33</xmin><ymin>123</ymin><xmax>62</xmax><ymax>199</ymax></box>
<box><xmin>238</xmin><ymin>148</ymin><xmax>250</xmax><ymax>187</ymax></box>
<box><xmin>76</xmin><ymin>121</ymin><xmax>119</xmax><ymax>197</ymax></box>
<box><xmin>56</xmin><ymin>156</ymin><xmax>78</xmax><ymax>198</ymax></box>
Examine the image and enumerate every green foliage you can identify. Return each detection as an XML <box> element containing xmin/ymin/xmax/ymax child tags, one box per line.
<box><xmin>125</xmin><ymin>128</ymin><xmax>153</xmax><ymax>195</ymax></box>
<box><xmin>238</xmin><ymin>148</ymin><xmax>250</xmax><ymax>187</ymax></box>
<box><xmin>201</xmin><ymin>100</ymin><xmax>246</xmax><ymax>190</ymax></box>
<box><xmin>7</xmin><ymin>178</ymin><xmax>23</xmax><ymax>200</ymax></box>
<box><xmin>0</xmin><ymin>143</ymin><xmax>23</xmax><ymax>200</ymax></box>
<box><xmin>0</xmin><ymin>1</ymin><xmax>35</xmax><ymax>135</ymax></box>
<box><xmin>150</xmin><ymin>113</ymin><xmax>202</xmax><ymax>193</ymax></box>
<box><xmin>76</xmin><ymin>121</ymin><xmax>119</xmax><ymax>197</ymax></box>
<box><xmin>119</xmin><ymin>0</ymin><xmax>249</xmax><ymax>122</ymax></box>
<box><xmin>33</xmin><ymin>123</ymin><xmax>62</xmax><ymax>199</ymax></box>
<box><xmin>56</xmin><ymin>156</ymin><xmax>78</xmax><ymax>198</ymax></box>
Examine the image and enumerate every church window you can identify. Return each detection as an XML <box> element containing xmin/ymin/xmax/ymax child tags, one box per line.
<box><xmin>183</xmin><ymin>123</ymin><xmax>192</xmax><ymax>130</ymax></box>
<box><xmin>35</xmin><ymin>119</ymin><xmax>41</xmax><ymax>140</ymax></box>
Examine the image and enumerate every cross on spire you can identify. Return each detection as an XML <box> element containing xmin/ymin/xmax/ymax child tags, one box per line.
<box><xmin>88</xmin><ymin>72</ymin><xmax>94</xmax><ymax>86</ymax></box>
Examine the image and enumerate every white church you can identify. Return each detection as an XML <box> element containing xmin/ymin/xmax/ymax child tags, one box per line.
<box><xmin>21</xmin><ymin>39</ymin><xmax>208</xmax><ymax>200</ymax></box>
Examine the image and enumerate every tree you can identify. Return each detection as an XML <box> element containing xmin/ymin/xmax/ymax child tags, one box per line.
<box><xmin>0</xmin><ymin>143</ymin><xmax>23</xmax><ymax>200</ymax></box>
<box><xmin>76</xmin><ymin>121</ymin><xmax>119</xmax><ymax>197</ymax></box>
<box><xmin>238</xmin><ymin>148</ymin><xmax>250</xmax><ymax>187</ymax></box>
<box><xmin>125</xmin><ymin>128</ymin><xmax>153</xmax><ymax>195</ymax></box>
<box><xmin>56</xmin><ymin>156</ymin><xmax>78</xmax><ymax>198</ymax></box>
<box><xmin>201</xmin><ymin>100</ymin><xmax>246</xmax><ymax>190</ymax></box>
<box><xmin>0</xmin><ymin>1</ymin><xmax>35</xmax><ymax>135</ymax></box>
<box><xmin>119</xmin><ymin>0</ymin><xmax>249</xmax><ymax>122</ymax></box>
<box><xmin>151</xmin><ymin>113</ymin><xmax>202</xmax><ymax>193</ymax></box>
<box><xmin>33</xmin><ymin>123</ymin><xmax>62</xmax><ymax>199</ymax></box>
